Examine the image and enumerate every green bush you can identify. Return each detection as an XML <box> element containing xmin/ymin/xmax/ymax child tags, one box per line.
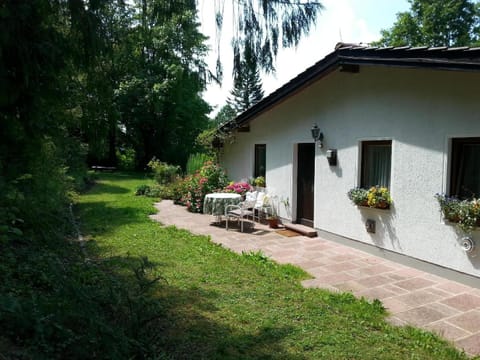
<box><xmin>116</xmin><ymin>148</ymin><xmax>136</xmax><ymax>171</ymax></box>
<box><xmin>186</xmin><ymin>153</ymin><xmax>213</xmax><ymax>175</ymax></box>
<box><xmin>147</xmin><ymin>158</ymin><xmax>180</xmax><ymax>185</ymax></box>
<box><xmin>175</xmin><ymin>161</ymin><xmax>229</xmax><ymax>213</ymax></box>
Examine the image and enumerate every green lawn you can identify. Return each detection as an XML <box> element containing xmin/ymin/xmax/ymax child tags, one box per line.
<box><xmin>78</xmin><ymin>172</ymin><xmax>470</xmax><ymax>359</ymax></box>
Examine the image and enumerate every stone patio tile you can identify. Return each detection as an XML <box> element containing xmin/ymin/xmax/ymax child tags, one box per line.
<box><xmin>394</xmin><ymin>277</ymin><xmax>435</xmax><ymax>291</ymax></box>
<box><xmin>354</xmin><ymin>263</ymin><xmax>397</xmax><ymax>276</ymax></box>
<box><xmin>456</xmin><ymin>333</ymin><xmax>480</xmax><ymax>356</ymax></box>
<box><xmin>381</xmin><ymin>284</ymin><xmax>409</xmax><ymax>296</ymax></box>
<box><xmin>356</xmin><ymin>286</ymin><xmax>397</xmax><ymax>301</ymax></box>
<box><xmin>295</xmin><ymin>259</ymin><xmax>325</xmax><ymax>270</ymax></box>
<box><xmin>427</xmin><ymin>302</ymin><xmax>462</xmax><ymax>318</ymax></box>
<box><xmin>322</xmin><ymin>261</ymin><xmax>365</xmax><ymax>273</ymax></box>
<box><xmin>441</xmin><ymin>293</ymin><xmax>480</xmax><ymax>312</ymax></box>
<box><xmin>382</xmin><ymin>298</ymin><xmax>413</xmax><ymax>313</ymax></box>
<box><xmin>425</xmin><ymin>286</ymin><xmax>455</xmax><ymax>299</ymax></box>
<box><xmin>426</xmin><ymin>321</ymin><xmax>470</xmax><ymax>341</ymax></box>
<box><xmin>448</xmin><ymin>310</ymin><xmax>480</xmax><ymax>333</ymax></box>
<box><xmin>307</xmin><ymin>266</ymin><xmax>342</xmax><ymax>278</ymax></box>
<box><xmin>359</xmin><ymin>256</ymin><xmax>386</xmax><ymax>265</ymax></box>
<box><xmin>436</xmin><ymin>281</ymin><xmax>472</xmax><ymax>295</ymax></box>
<box><xmin>395</xmin><ymin>290</ymin><xmax>440</xmax><ymax>307</ymax></box>
<box><xmin>330</xmin><ymin>254</ymin><xmax>360</xmax><ymax>262</ymax></box>
<box><xmin>355</xmin><ymin>274</ymin><xmax>393</xmax><ymax>288</ymax></box>
<box><xmin>314</xmin><ymin>272</ymin><xmax>356</xmax><ymax>284</ymax></box>
<box><xmin>333</xmin><ymin>280</ymin><xmax>367</xmax><ymax>293</ymax></box>
<box><xmin>395</xmin><ymin>306</ymin><xmax>446</xmax><ymax>326</ymax></box>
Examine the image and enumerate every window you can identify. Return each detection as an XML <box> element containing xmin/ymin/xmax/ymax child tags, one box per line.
<box><xmin>254</xmin><ymin>144</ymin><xmax>266</xmax><ymax>178</ymax></box>
<box><xmin>450</xmin><ymin>138</ymin><xmax>480</xmax><ymax>199</ymax></box>
<box><xmin>361</xmin><ymin>140</ymin><xmax>392</xmax><ymax>188</ymax></box>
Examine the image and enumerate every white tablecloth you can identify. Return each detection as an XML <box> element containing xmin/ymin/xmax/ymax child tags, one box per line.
<box><xmin>203</xmin><ymin>193</ymin><xmax>242</xmax><ymax>216</ymax></box>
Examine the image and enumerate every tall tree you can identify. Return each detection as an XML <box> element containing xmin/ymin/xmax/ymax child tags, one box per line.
<box><xmin>373</xmin><ymin>0</ymin><xmax>480</xmax><ymax>47</ymax></box>
<box><xmin>228</xmin><ymin>46</ymin><xmax>265</xmax><ymax>114</ymax></box>
<box><xmin>213</xmin><ymin>0</ymin><xmax>324</xmax><ymax>78</ymax></box>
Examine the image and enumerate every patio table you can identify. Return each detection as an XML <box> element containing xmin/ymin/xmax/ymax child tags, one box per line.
<box><xmin>203</xmin><ymin>193</ymin><xmax>242</xmax><ymax>223</ymax></box>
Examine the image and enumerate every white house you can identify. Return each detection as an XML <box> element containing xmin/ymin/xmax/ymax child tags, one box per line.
<box><xmin>218</xmin><ymin>43</ymin><xmax>480</xmax><ymax>281</ymax></box>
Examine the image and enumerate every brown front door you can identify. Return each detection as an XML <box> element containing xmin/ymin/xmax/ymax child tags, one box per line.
<box><xmin>297</xmin><ymin>143</ymin><xmax>315</xmax><ymax>227</ymax></box>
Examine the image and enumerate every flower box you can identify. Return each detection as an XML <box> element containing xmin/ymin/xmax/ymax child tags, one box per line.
<box><xmin>348</xmin><ymin>186</ymin><xmax>392</xmax><ymax>210</ymax></box>
<box><xmin>435</xmin><ymin>194</ymin><xmax>480</xmax><ymax>233</ymax></box>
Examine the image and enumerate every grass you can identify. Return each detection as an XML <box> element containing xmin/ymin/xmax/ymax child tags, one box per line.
<box><xmin>78</xmin><ymin>172</ymin><xmax>472</xmax><ymax>359</ymax></box>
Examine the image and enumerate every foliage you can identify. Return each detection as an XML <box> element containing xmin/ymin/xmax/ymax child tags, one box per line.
<box><xmin>0</xmin><ymin>178</ymin><xmax>166</xmax><ymax>358</ymax></box>
<box><xmin>213</xmin><ymin>104</ymin><xmax>237</xmax><ymax>126</ymax></box>
<box><xmin>263</xmin><ymin>194</ymin><xmax>280</xmax><ymax>219</ymax></box>
<box><xmin>175</xmin><ymin>161</ymin><xmax>230</xmax><ymax>213</ymax></box>
<box><xmin>435</xmin><ymin>194</ymin><xmax>480</xmax><ymax>233</ymax></box>
<box><xmin>347</xmin><ymin>188</ymin><xmax>369</xmax><ymax>206</ymax></box>
<box><xmin>348</xmin><ymin>187</ymin><xmax>392</xmax><ymax>209</ymax></box>
<box><xmin>186</xmin><ymin>153</ymin><xmax>213</xmax><ymax>175</ymax></box>
<box><xmin>75</xmin><ymin>172</ymin><xmax>468</xmax><ymax>360</ymax></box>
<box><xmin>147</xmin><ymin>158</ymin><xmax>180</xmax><ymax>185</ymax></box>
<box><xmin>116</xmin><ymin>148</ymin><xmax>136</xmax><ymax>171</ymax></box>
<box><xmin>254</xmin><ymin>176</ymin><xmax>266</xmax><ymax>187</ymax></box>
<box><xmin>224</xmin><ymin>181</ymin><xmax>254</xmax><ymax>196</ymax></box>
<box><xmin>373</xmin><ymin>0</ymin><xmax>480</xmax><ymax>47</ymax></box>
<box><xmin>227</xmin><ymin>45</ymin><xmax>265</xmax><ymax>114</ymax></box>
<box><xmin>213</xmin><ymin>0</ymin><xmax>324</xmax><ymax>77</ymax></box>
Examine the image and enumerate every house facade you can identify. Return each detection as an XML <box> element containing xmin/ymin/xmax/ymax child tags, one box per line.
<box><xmin>219</xmin><ymin>44</ymin><xmax>480</xmax><ymax>278</ymax></box>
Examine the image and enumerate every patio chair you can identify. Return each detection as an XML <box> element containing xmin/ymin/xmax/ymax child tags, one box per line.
<box><xmin>225</xmin><ymin>191</ymin><xmax>257</xmax><ymax>232</ymax></box>
<box><xmin>252</xmin><ymin>191</ymin><xmax>272</xmax><ymax>223</ymax></box>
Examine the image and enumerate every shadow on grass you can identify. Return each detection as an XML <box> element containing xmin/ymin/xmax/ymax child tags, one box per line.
<box><xmin>81</xmin><ymin>246</ymin><xmax>302</xmax><ymax>359</ymax></box>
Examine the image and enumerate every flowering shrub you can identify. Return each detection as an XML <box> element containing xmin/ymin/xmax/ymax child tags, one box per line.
<box><xmin>172</xmin><ymin>161</ymin><xmax>229</xmax><ymax>213</ymax></box>
<box><xmin>435</xmin><ymin>194</ymin><xmax>480</xmax><ymax>233</ymax></box>
<box><xmin>348</xmin><ymin>186</ymin><xmax>392</xmax><ymax>209</ymax></box>
<box><xmin>224</xmin><ymin>181</ymin><xmax>253</xmax><ymax>196</ymax></box>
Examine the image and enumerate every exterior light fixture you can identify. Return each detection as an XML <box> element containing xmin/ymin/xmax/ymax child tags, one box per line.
<box><xmin>311</xmin><ymin>124</ymin><xmax>324</xmax><ymax>148</ymax></box>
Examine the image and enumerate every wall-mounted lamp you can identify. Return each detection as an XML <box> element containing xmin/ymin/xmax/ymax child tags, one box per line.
<box><xmin>326</xmin><ymin>149</ymin><xmax>337</xmax><ymax>166</ymax></box>
<box><xmin>311</xmin><ymin>124</ymin><xmax>324</xmax><ymax>148</ymax></box>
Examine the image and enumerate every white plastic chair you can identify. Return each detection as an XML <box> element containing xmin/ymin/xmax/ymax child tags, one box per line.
<box><xmin>253</xmin><ymin>191</ymin><xmax>272</xmax><ymax>222</ymax></box>
<box><xmin>225</xmin><ymin>191</ymin><xmax>257</xmax><ymax>232</ymax></box>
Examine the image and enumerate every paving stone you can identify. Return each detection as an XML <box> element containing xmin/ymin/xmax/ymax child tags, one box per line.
<box><xmin>426</xmin><ymin>321</ymin><xmax>470</xmax><ymax>341</ymax></box>
<box><xmin>456</xmin><ymin>333</ymin><xmax>480</xmax><ymax>356</ymax></box>
<box><xmin>333</xmin><ymin>280</ymin><xmax>367</xmax><ymax>293</ymax></box>
<box><xmin>356</xmin><ymin>275</ymin><xmax>392</xmax><ymax>288</ymax></box>
<box><xmin>441</xmin><ymin>293</ymin><xmax>480</xmax><ymax>312</ymax></box>
<box><xmin>395</xmin><ymin>306</ymin><xmax>445</xmax><ymax>326</ymax></box>
<box><xmin>356</xmin><ymin>286</ymin><xmax>397</xmax><ymax>301</ymax></box>
<box><xmin>436</xmin><ymin>281</ymin><xmax>472</xmax><ymax>295</ymax></box>
<box><xmin>381</xmin><ymin>298</ymin><xmax>413</xmax><ymax>313</ymax></box>
<box><xmin>394</xmin><ymin>277</ymin><xmax>435</xmax><ymax>291</ymax></box>
<box><xmin>395</xmin><ymin>290</ymin><xmax>439</xmax><ymax>307</ymax></box>
<box><xmin>323</xmin><ymin>261</ymin><xmax>365</xmax><ymax>273</ymax></box>
<box><xmin>448</xmin><ymin>310</ymin><xmax>480</xmax><ymax>333</ymax></box>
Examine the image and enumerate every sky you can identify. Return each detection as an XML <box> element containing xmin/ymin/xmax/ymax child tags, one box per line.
<box><xmin>198</xmin><ymin>0</ymin><xmax>411</xmax><ymax>116</ymax></box>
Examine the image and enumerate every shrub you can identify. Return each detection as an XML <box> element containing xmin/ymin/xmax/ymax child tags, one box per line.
<box><xmin>174</xmin><ymin>162</ymin><xmax>229</xmax><ymax>213</ymax></box>
<box><xmin>116</xmin><ymin>147</ymin><xmax>136</xmax><ymax>171</ymax></box>
<box><xmin>147</xmin><ymin>158</ymin><xmax>180</xmax><ymax>185</ymax></box>
<box><xmin>186</xmin><ymin>153</ymin><xmax>212</xmax><ymax>175</ymax></box>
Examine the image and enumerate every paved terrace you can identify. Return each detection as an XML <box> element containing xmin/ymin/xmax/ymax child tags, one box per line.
<box><xmin>151</xmin><ymin>200</ymin><xmax>480</xmax><ymax>357</ymax></box>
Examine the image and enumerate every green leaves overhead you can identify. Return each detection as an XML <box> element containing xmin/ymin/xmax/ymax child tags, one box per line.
<box><xmin>373</xmin><ymin>0</ymin><xmax>480</xmax><ymax>47</ymax></box>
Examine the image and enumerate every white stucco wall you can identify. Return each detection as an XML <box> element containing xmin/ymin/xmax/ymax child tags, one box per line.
<box><xmin>220</xmin><ymin>66</ymin><xmax>480</xmax><ymax>277</ymax></box>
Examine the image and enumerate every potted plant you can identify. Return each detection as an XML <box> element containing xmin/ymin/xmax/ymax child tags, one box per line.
<box><xmin>263</xmin><ymin>194</ymin><xmax>280</xmax><ymax>228</ymax></box>
<box><xmin>435</xmin><ymin>194</ymin><xmax>480</xmax><ymax>233</ymax></box>
<box><xmin>347</xmin><ymin>186</ymin><xmax>392</xmax><ymax>209</ymax></box>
